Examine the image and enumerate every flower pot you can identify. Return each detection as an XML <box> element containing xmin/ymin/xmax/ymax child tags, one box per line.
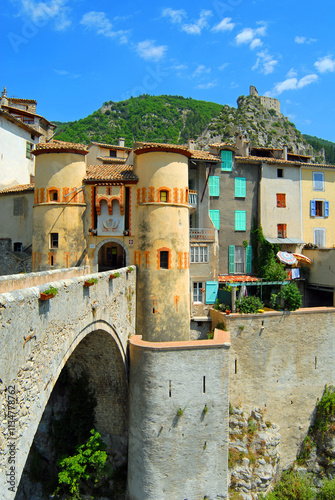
<box><xmin>84</xmin><ymin>281</ymin><xmax>95</xmax><ymax>287</ymax></box>
<box><xmin>40</xmin><ymin>292</ymin><xmax>55</xmax><ymax>301</ymax></box>
<box><xmin>225</xmin><ymin>310</ymin><xmax>231</xmax><ymax>315</ymax></box>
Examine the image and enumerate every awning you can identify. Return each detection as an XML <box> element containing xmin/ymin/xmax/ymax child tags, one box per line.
<box><xmin>276</xmin><ymin>251</ymin><xmax>297</xmax><ymax>265</ymax></box>
<box><xmin>293</xmin><ymin>253</ymin><xmax>312</xmax><ymax>264</ymax></box>
<box><xmin>266</xmin><ymin>237</ymin><xmax>305</xmax><ymax>245</ymax></box>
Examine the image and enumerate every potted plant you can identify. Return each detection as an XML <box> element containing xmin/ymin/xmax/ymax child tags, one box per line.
<box><xmin>126</xmin><ymin>266</ymin><xmax>134</xmax><ymax>274</ymax></box>
<box><xmin>40</xmin><ymin>286</ymin><xmax>58</xmax><ymax>300</ymax></box>
<box><xmin>225</xmin><ymin>308</ymin><xmax>231</xmax><ymax>315</ymax></box>
<box><xmin>84</xmin><ymin>278</ymin><xmax>98</xmax><ymax>287</ymax></box>
<box><xmin>109</xmin><ymin>272</ymin><xmax>120</xmax><ymax>280</ymax></box>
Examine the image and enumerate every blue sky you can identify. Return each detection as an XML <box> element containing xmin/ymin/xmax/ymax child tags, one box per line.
<box><xmin>2</xmin><ymin>0</ymin><xmax>335</xmax><ymax>142</ymax></box>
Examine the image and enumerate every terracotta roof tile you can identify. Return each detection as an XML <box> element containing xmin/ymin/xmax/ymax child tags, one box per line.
<box><xmin>0</xmin><ymin>183</ymin><xmax>35</xmax><ymax>195</ymax></box>
<box><xmin>134</xmin><ymin>141</ymin><xmax>219</xmax><ymax>161</ymax></box>
<box><xmin>190</xmin><ymin>150</ymin><xmax>219</xmax><ymax>161</ymax></box>
<box><xmin>33</xmin><ymin>140</ymin><xmax>88</xmax><ymax>156</ymax></box>
<box><xmin>236</xmin><ymin>155</ymin><xmax>305</xmax><ymax>166</ymax></box>
<box><xmin>85</xmin><ymin>164</ymin><xmax>138</xmax><ymax>182</ymax></box>
<box><xmin>96</xmin><ymin>156</ymin><xmax>127</xmax><ymax>163</ymax></box>
<box><xmin>90</xmin><ymin>141</ymin><xmax>131</xmax><ymax>151</ymax></box>
<box><xmin>209</xmin><ymin>142</ymin><xmax>237</xmax><ymax>149</ymax></box>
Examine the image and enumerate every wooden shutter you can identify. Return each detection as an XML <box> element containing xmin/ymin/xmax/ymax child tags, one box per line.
<box><xmin>221</xmin><ymin>150</ymin><xmax>233</xmax><ymax>171</ymax></box>
<box><xmin>209</xmin><ymin>209</ymin><xmax>220</xmax><ymax>230</ymax></box>
<box><xmin>310</xmin><ymin>200</ymin><xmax>316</xmax><ymax>216</ymax></box>
<box><xmin>205</xmin><ymin>281</ymin><xmax>218</xmax><ymax>304</ymax></box>
<box><xmin>235</xmin><ymin>211</ymin><xmax>246</xmax><ymax>231</ymax></box>
<box><xmin>235</xmin><ymin>178</ymin><xmax>246</xmax><ymax>197</ymax></box>
<box><xmin>246</xmin><ymin>246</ymin><xmax>252</xmax><ymax>273</ymax></box>
<box><xmin>325</xmin><ymin>201</ymin><xmax>329</xmax><ymax>217</ymax></box>
<box><xmin>209</xmin><ymin>176</ymin><xmax>220</xmax><ymax>196</ymax></box>
<box><xmin>229</xmin><ymin>246</ymin><xmax>235</xmax><ymax>273</ymax></box>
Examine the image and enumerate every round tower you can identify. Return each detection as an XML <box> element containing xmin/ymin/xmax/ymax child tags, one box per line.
<box><xmin>133</xmin><ymin>144</ymin><xmax>191</xmax><ymax>342</ymax></box>
<box><xmin>32</xmin><ymin>141</ymin><xmax>88</xmax><ymax>271</ymax></box>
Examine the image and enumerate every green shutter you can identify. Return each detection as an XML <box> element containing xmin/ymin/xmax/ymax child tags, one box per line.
<box><xmin>205</xmin><ymin>281</ymin><xmax>218</xmax><ymax>304</ymax></box>
<box><xmin>235</xmin><ymin>177</ymin><xmax>246</xmax><ymax>197</ymax></box>
<box><xmin>246</xmin><ymin>245</ymin><xmax>252</xmax><ymax>273</ymax></box>
<box><xmin>229</xmin><ymin>246</ymin><xmax>235</xmax><ymax>273</ymax></box>
<box><xmin>209</xmin><ymin>209</ymin><xmax>220</xmax><ymax>230</ymax></box>
<box><xmin>235</xmin><ymin>211</ymin><xmax>246</xmax><ymax>231</ymax></box>
<box><xmin>221</xmin><ymin>150</ymin><xmax>233</xmax><ymax>171</ymax></box>
<box><xmin>209</xmin><ymin>176</ymin><xmax>220</xmax><ymax>196</ymax></box>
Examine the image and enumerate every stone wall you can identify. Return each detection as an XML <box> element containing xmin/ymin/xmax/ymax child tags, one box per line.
<box><xmin>0</xmin><ymin>266</ymin><xmax>136</xmax><ymax>499</ymax></box>
<box><xmin>210</xmin><ymin>307</ymin><xmax>335</xmax><ymax>468</ymax></box>
<box><xmin>0</xmin><ymin>238</ymin><xmax>32</xmax><ymax>277</ymax></box>
<box><xmin>128</xmin><ymin>330</ymin><xmax>230</xmax><ymax>500</ymax></box>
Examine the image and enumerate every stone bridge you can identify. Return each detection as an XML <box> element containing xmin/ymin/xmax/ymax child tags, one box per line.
<box><xmin>0</xmin><ymin>266</ymin><xmax>136</xmax><ymax>499</ymax></box>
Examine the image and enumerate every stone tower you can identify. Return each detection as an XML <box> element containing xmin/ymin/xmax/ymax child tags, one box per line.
<box><xmin>132</xmin><ymin>144</ymin><xmax>191</xmax><ymax>342</ymax></box>
<box><xmin>32</xmin><ymin>141</ymin><xmax>88</xmax><ymax>271</ymax></box>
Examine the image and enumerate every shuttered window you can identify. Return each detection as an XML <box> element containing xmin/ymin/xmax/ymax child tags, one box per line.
<box><xmin>205</xmin><ymin>281</ymin><xmax>218</xmax><ymax>304</ymax></box>
<box><xmin>235</xmin><ymin>178</ymin><xmax>246</xmax><ymax>198</ymax></box>
<box><xmin>277</xmin><ymin>224</ymin><xmax>287</xmax><ymax>238</ymax></box>
<box><xmin>209</xmin><ymin>209</ymin><xmax>220</xmax><ymax>230</ymax></box>
<box><xmin>228</xmin><ymin>245</ymin><xmax>252</xmax><ymax>274</ymax></box>
<box><xmin>235</xmin><ymin>211</ymin><xmax>246</xmax><ymax>231</ymax></box>
<box><xmin>276</xmin><ymin>193</ymin><xmax>286</xmax><ymax>207</ymax></box>
<box><xmin>310</xmin><ymin>200</ymin><xmax>329</xmax><ymax>217</ymax></box>
<box><xmin>208</xmin><ymin>176</ymin><xmax>220</xmax><ymax>196</ymax></box>
<box><xmin>313</xmin><ymin>172</ymin><xmax>324</xmax><ymax>191</ymax></box>
<box><xmin>314</xmin><ymin>228</ymin><xmax>326</xmax><ymax>247</ymax></box>
<box><xmin>221</xmin><ymin>150</ymin><xmax>233</xmax><ymax>171</ymax></box>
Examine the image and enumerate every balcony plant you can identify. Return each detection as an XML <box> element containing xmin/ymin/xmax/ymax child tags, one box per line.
<box><xmin>109</xmin><ymin>272</ymin><xmax>120</xmax><ymax>280</ymax></box>
<box><xmin>84</xmin><ymin>278</ymin><xmax>98</xmax><ymax>287</ymax></box>
<box><xmin>40</xmin><ymin>286</ymin><xmax>58</xmax><ymax>300</ymax></box>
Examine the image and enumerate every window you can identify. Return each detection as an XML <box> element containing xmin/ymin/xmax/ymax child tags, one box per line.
<box><xmin>190</xmin><ymin>246</ymin><xmax>208</xmax><ymax>263</ymax></box>
<box><xmin>109</xmin><ymin>150</ymin><xmax>116</xmax><ymax>157</ymax></box>
<box><xmin>13</xmin><ymin>197</ymin><xmax>23</xmax><ymax>216</ymax></box>
<box><xmin>235</xmin><ymin>178</ymin><xmax>246</xmax><ymax>198</ymax></box>
<box><xmin>221</xmin><ymin>150</ymin><xmax>233</xmax><ymax>171</ymax></box>
<box><xmin>26</xmin><ymin>142</ymin><xmax>33</xmax><ymax>159</ymax></box>
<box><xmin>209</xmin><ymin>209</ymin><xmax>220</xmax><ymax>230</ymax></box>
<box><xmin>160</xmin><ymin>250</ymin><xmax>169</xmax><ymax>269</ymax></box>
<box><xmin>208</xmin><ymin>176</ymin><xmax>220</xmax><ymax>196</ymax></box>
<box><xmin>314</xmin><ymin>228</ymin><xmax>326</xmax><ymax>247</ymax></box>
<box><xmin>277</xmin><ymin>168</ymin><xmax>283</xmax><ymax>178</ymax></box>
<box><xmin>277</xmin><ymin>224</ymin><xmax>287</xmax><ymax>238</ymax></box>
<box><xmin>229</xmin><ymin>245</ymin><xmax>252</xmax><ymax>274</ymax></box>
<box><xmin>49</xmin><ymin>190</ymin><xmax>58</xmax><ymax>202</ymax></box>
<box><xmin>50</xmin><ymin>233</ymin><xmax>59</xmax><ymax>249</ymax></box>
<box><xmin>277</xmin><ymin>193</ymin><xmax>286</xmax><ymax>207</ymax></box>
<box><xmin>310</xmin><ymin>200</ymin><xmax>329</xmax><ymax>217</ymax></box>
<box><xmin>313</xmin><ymin>172</ymin><xmax>324</xmax><ymax>191</ymax></box>
<box><xmin>13</xmin><ymin>242</ymin><xmax>23</xmax><ymax>252</ymax></box>
<box><xmin>235</xmin><ymin>211</ymin><xmax>246</xmax><ymax>231</ymax></box>
<box><xmin>160</xmin><ymin>190</ymin><xmax>168</xmax><ymax>202</ymax></box>
<box><xmin>193</xmin><ymin>282</ymin><xmax>203</xmax><ymax>302</ymax></box>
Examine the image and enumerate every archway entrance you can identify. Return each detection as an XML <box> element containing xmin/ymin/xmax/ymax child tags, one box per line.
<box><xmin>98</xmin><ymin>241</ymin><xmax>126</xmax><ymax>271</ymax></box>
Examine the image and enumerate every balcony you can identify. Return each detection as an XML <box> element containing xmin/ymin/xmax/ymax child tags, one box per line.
<box><xmin>190</xmin><ymin>228</ymin><xmax>216</xmax><ymax>241</ymax></box>
<box><xmin>189</xmin><ymin>190</ymin><xmax>197</xmax><ymax>213</ymax></box>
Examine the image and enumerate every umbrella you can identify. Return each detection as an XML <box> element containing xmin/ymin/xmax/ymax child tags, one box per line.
<box><xmin>293</xmin><ymin>253</ymin><xmax>312</xmax><ymax>265</ymax></box>
<box><xmin>276</xmin><ymin>251</ymin><xmax>297</xmax><ymax>266</ymax></box>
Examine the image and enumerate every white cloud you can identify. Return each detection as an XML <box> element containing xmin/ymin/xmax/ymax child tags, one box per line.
<box><xmin>314</xmin><ymin>56</ymin><xmax>335</xmax><ymax>73</ymax></box>
<box><xmin>53</xmin><ymin>69</ymin><xmax>80</xmax><ymax>78</ymax></box>
<box><xmin>181</xmin><ymin>10</ymin><xmax>212</xmax><ymax>35</ymax></box>
<box><xmin>136</xmin><ymin>40</ymin><xmax>168</xmax><ymax>61</ymax></box>
<box><xmin>295</xmin><ymin>36</ymin><xmax>317</xmax><ymax>44</ymax></box>
<box><xmin>80</xmin><ymin>11</ymin><xmax>129</xmax><ymax>43</ymax></box>
<box><xmin>162</xmin><ymin>8</ymin><xmax>186</xmax><ymax>24</ymax></box>
<box><xmin>17</xmin><ymin>0</ymin><xmax>71</xmax><ymax>30</ymax></box>
<box><xmin>230</xmin><ymin>82</ymin><xmax>239</xmax><ymax>89</ymax></box>
<box><xmin>212</xmin><ymin>17</ymin><xmax>235</xmax><ymax>33</ymax></box>
<box><xmin>192</xmin><ymin>65</ymin><xmax>211</xmax><ymax>78</ymax></box>
<box><xmin>272</xmin><ymin>74</ymin><xmax>318</xmax><ymax>95</ymax></box>
<box><xmin>286</xmin><ymin>68</ymin><xmax>297</xmax><ymax>78</ymax></box>
<box><xmin>218</xmin><ymin>63</ymin><xmax>229</xmax><ymax>71</ymax></box>
<box><xmin>252</xmin><ymin>50</ymin><xmax>278</xmax><ymax>74</ymax></box>
<box><xmin>235</xmin><ymin>24</ymin><xmax>266</xmax><ymax>48</ymax></box>
<box><xmin>196</xmin><ymin>81</ymin><xmax>217</xmax><ymax>89</ymax></box>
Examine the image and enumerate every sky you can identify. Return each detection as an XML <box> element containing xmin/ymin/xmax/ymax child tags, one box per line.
<box><xmin>1</xmin><ymin>0</ymin><xmax>335</xmax><ymax>142</ymax></box>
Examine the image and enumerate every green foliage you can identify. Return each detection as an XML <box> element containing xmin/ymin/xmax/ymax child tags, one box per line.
<box><xmin>297</xmin><ymin>435</ymin><xmax>315</xmax><ymax>464</ymax></box>
<box><xmin>86</xmin><ymin>277</ymin><xmax>98</xmax><ymax>284</ymax></box>
<box><xmin>304</xmin><ymin>134</ymin><xmax>335</xmax><ymax>165</ymax></box>
<box><xmin>313</xmin><ymin>385</ymin><xmax>335</xmax><ymax>433</ymax></box>
<box><xmin>261</xmin><ymin>470</ymin><xmax>314</xmax><ymax>500</ymax></box>
<box><xmin>280</xmin><ymin>282</ymin><xmax>302</xmax><ymax>311</ymax></box>
<box><xmin>236</xmin><ymin>295</ymin><xmax>264</xmax><ymax>314</ymax></box>
<box><xmin>317</xmin><ymin>478</ymin><xmax>335</xmax><ymax>499</ymax></box>
<box><xmin>248</xmin><ymin>418</ymin><xmax>258</xmax><ymax>434</ymax></box>
<box><xmin>43</xmin><ymin>285</ymin><xmax>58</xmax><ymax>296</ymax></box>
<box><xmin>56</xmin><ymin>429</ymin><xmax>109</xmax><ymax>499</ymax></box>
<box><xmin>251</xmin><ymin>222</ymin><xmax>287</xmax><ymax>282</ymax></box>
<box><xmin>215</xmin><ymin>321</ymin><xmax>227</xmax><ymax>331</ymax></box>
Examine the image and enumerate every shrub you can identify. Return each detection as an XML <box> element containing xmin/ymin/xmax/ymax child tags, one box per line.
<box><xmin>236</xmin><ymin>295</ymin><xmax>264</xmax><ymax>314</ymax></box>
<box><xmin>313</xmin><ymin>385</ymin><xmax>335</xmax><ymax>433</ymax></box>
<box><xmin>261</xmin><ymin>470</ymin><xmax>314</xmax><ymax>499</ymax></box>
<box><xmin>317</xmin><ymin>478</ymin><xmax>335</xmax><ymax>499</ymax></box>
<box><xmin>280</xmin><ymin>282</ymin><xmax>302</xmax><ymax>311</ymax></box>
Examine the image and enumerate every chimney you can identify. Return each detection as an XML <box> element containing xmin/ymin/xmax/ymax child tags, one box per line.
<box><xmin>118</xmin><ymin>137</ymin><xmax>125</xmax><ymax>148</ymax></box>
<box><xmin>1</xmin><ymin>86</ymin><xmax>8</xmax><ymax>108</ymax></box>
<box><xmin>282</xmin><ymin>145</ymin><xmax>288</xmax><ymax>161</ymax></box>
<box><xmin>235</xmin><ymin>132</ymin><xmax>249</xmax><ymax>157</ymax></box>
<box><xmin>188</xmin><ymin>139</ymin><xmax>195</xmax><ymax>150</ymax></box>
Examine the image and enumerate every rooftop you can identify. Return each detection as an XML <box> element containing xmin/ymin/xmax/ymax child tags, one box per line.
<box><xmin>0</xmin><ymin>183</ymin><xmax>35</xmax><ymax>195</ymax></box>
<box><xmin>85</xmin><ymin>164</ymin><xmax>138</xmax><ymax>182</ymax></box>
<box><xmin>33</xmin><ymin>140</ymin><xmax>88</xmax><ymax>156</ymax></box>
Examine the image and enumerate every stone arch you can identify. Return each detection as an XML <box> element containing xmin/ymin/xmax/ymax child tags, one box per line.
<box><xmin>93</xmin><ymin>238</ymin><xmax>129</xmax><ymax>272</ymax></box>
<box><xmin>16</xmin><ymin>320</ymin><xmax>128</xmax><ymax>497</ymax></box>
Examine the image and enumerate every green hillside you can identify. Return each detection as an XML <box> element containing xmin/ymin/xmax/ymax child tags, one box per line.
<box><xmin>303</xmin><ymin>134</ymin><xmax>335</xmax><ymax>165</ymax></box>
<box><xmin>54</xmin><ymin>94</ymin><xmax>223</xmax><ymax>146</ymax></box>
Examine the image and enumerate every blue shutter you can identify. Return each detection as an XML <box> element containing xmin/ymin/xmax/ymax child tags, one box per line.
<box><xmin>205</xmin><ymin>281</ymin><xmax>218</xmax><ymax>304</ymax></box>
<box><xmin>235</xmin><ymin>211</ymin><xmax>246</xmax><ymax>231</ymax></box>
<box><xmin>235</xmin><ymin>178</ymin><xmax>246</xmax><ymax>197</ymax></box>
<box><xmin>209</xmin><ymin>209</ymin><xmax>220</xmax><ymax>230</ymax></box>
<box><xmin>325</xmin><ymin>201</ymin><xmax>329</xmax><ymax>217</ymax></box>
<box><xmin>229</xmin><ymin>246</ymin><xmax>235</xmax><ymax>273</ymax></box>
<box><xmin>221</xmin><ymin>150</ymin><xmax>233</xmax><ymax>171</ymax></box>
<box><xmin>246</xmin><ymin>246</ymin><xmax>252</xmax><ymax>273</ymax></box>
<box><xmin>310</xmin><ymin>200</ymin><xmax>316</xmax><ymax>217</ymax></box>
<box><xmin>209</xmin><ymin>176</ymin><xmax>220</xmax><ymax>196</ymax></box>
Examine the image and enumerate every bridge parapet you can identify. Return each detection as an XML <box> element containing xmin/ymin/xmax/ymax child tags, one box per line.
<box><xmin>0</xmin><ymin>266</ymin><xmax>136</xmax><ymax>498</ymax></box>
